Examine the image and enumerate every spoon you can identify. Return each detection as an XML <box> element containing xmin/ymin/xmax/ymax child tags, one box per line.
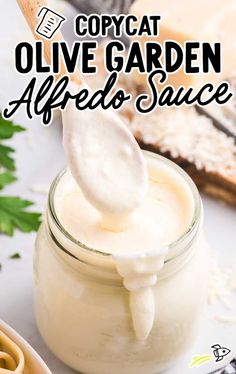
<box><xmin>17</xmin><ymin>0</ymin><xmax>148</xmax><ymax>227</ymax></box>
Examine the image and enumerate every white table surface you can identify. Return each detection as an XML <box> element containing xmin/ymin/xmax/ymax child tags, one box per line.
<box><xmin>0</xmin><ymin>2</ymin><xmax>235</xmax><ymax>374</ymax></box>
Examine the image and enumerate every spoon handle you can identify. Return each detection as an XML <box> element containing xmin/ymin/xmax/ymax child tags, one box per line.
<box><xmin>16</xmin><ymin>0</ymin><xmax>83</xmax><ymax>84</ymax></box>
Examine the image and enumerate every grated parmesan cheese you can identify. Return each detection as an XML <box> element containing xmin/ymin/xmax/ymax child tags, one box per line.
<box><xmin>208</xmin><ymin>253</ymin><xmax>236</xmax><ymax>325</ymax></box>
<box><xmin>88</xmin><ymin>41</ymin><xmax>236</xmax><ymax>177</ymax></box>
<box><xmin>30</xmin><ymin>184</ymin><xmax>49</xmax><ymax>195</ymax></box>
<box><xmin>123</xmin><ymin>72</ymin><xmax>236</xmax><ymax>176</ymax></box>
<box><xmin>128</xmin><ymin>107</ymin><xmax>236</xmax><ymax>176</ymax></box>
<box><xmin>213</xmin><ymin>315</ymin><xmax>236</xmax><ymax>325</ymax></box>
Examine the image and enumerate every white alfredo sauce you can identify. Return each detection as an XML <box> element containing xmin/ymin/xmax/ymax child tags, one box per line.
<box><xmin>62</xmin><ymin>82</ymin><xmax>148</xmax><ymax>231</ymax></box>
<box><xmin>55</xmin><ymin>157</ymin><xmax>194</xmax><ymax>340</ymax></box>
<box><xmin>60</xmin><ymin>83</ymin><xmax>195</xmax><ymax>340</ymax></box>
<box><xmin>35</xmin><ymin>152</ymin><xmax>208</xmax><ymax>374</ymax></box>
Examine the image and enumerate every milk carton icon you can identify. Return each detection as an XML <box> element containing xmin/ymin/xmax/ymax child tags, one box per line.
<box><xmin>35</xmin><ymin>7</ymin><xmax>66</xmax><ymax>39</ymax></box>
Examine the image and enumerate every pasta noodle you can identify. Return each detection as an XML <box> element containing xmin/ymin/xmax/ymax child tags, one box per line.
<box><xmin>0</xmin><ymin>330</ymin><xmax>24</xmax><ymax>373</ymax></box>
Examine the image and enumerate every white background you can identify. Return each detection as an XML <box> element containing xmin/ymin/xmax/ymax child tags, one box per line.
<box><xmin>0</xmin><ymin>1</ymin><xmax>235</xmax><ymax>373</ymax></box>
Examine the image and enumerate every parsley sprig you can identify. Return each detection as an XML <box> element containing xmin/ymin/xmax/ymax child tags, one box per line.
<box><xmin>0</xmin><ymin>115</ymin><xmax>41</xmax><ymax>236</ymax></box>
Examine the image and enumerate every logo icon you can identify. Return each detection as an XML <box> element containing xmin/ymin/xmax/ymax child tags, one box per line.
<box><xmin>189</xmin><ymin>344</ymin><xmax>231</xmax><ymax>368</ymax></box>
<box><xmin>35</xmin><ymin>7</ymin><xmax>66</xmax><ymax>39</ymax></box>
<box><xmin>212</xmin><ymin>344</ymin><xmax>231</xmax><ymax>362</ymax></box>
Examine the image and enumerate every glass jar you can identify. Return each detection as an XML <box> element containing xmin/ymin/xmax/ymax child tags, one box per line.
<box><xmin>34</xmin><ymin>152</ymin><xmax>209</xmax><ymax>374</ymax></box>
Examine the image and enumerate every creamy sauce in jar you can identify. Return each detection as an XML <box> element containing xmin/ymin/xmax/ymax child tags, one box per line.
<box><xmin>34</xmin><ymin>153</ymin><xmax>208</xmax><ymax>374</ymax></box>
<box><xmin>57</xmin><ymin>157</ymin><xmax>194</xmax><ymax>340</ymax></box>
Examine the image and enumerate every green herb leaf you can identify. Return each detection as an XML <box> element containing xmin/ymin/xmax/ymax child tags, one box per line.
<box><xmin>0</xmin><ymin>173</ymin><xmax>17</xmax><ymax>190</ymax></box>
<box><xmin>0</xmin><ymin>196</ymin><xmax>41</xmax><ymax>236</ymax></box>
<box><xmin>0</xmin><ymin>144</ymin><xmax>15</xmax><ymax>171</ymax></box>
<box><xmin>9</xmin><ymin>252</ymin><xmax>21</xmax><ymax>259</ymax></box>
<box><xmin>0</xmin><ymin>116</ymin><xmax>41</xmax><ymax>239</ymax></box>
<box><xmin>0</xmin><ymin>115</ymin><xmax>25</xmax><ymax>171</ymax></box>
<box><xmin>0</xmin><ymin>115</ymin><xmax>25</xmax><ymax>140</ymax></box>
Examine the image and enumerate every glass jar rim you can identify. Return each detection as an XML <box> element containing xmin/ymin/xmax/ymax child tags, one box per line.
<box><xmin>48</xmin><ymin>151</ymin><xmax>202</xmax><ymax>262</ymax></box>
